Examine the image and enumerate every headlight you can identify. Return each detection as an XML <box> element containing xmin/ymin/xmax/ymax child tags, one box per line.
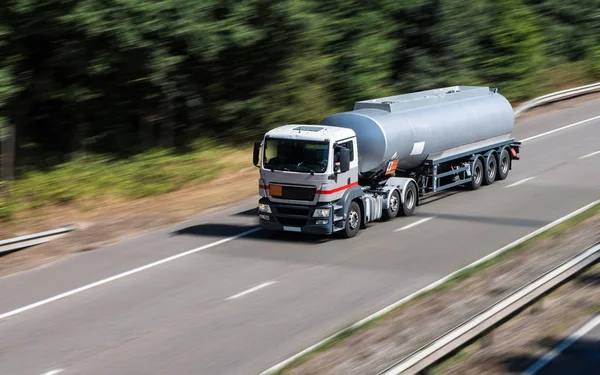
<box><xmin>258</xmin><ymin>203</ymin><xmax>271</xmax><ymax>213</ymax></box>
<box><xmin>313</xmin><ymin>208</ymin><xmax>330</xmax><ymax>217</ymax></box>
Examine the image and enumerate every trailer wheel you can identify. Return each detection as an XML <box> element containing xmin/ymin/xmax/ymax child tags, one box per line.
<box><xmin>342</xmin><ymin>201</ymin><xmax>361</xmax><ymax>238</ymax></box>
<box><xmin>382</xmin><ymin>189</ymin><xmax>401</xmax><ymax>220</ymax></box>
<box><xmin>483</xmin><ymin>153</ymin><xmax>497</xmax><ymax>185</ymax></box>
<box><xmin>497</xmin><ymin>148</ymin><xmax>510</xmax><ymax>180</ymax></box>
<box><xmin>398</xmin><ymin>183</ymin><xmax>417</xmax><ymax>216</ymax></box>
<box><xmin>469</xmin><ymin>158</ymin><xmax>483</xmax><ymax>190</ymax></box>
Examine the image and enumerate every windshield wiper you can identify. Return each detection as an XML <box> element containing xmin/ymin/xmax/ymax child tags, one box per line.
<box><xmin>297</xmin><ymin>165</ymin><xmax>316</xmax><ymax>175</ymax></box>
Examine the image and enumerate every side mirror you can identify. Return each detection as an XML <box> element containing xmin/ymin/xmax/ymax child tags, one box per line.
<box><xmin>339</xmin><ymin>147</ymin><xmax>350</xmax><ymax>173</ymax></box>
<box><xmin>253</xmin><ymin>142</ymin><xmax>261</xmax><ymax>167</ymax></box>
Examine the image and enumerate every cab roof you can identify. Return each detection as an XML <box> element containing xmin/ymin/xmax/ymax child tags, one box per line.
<box><xmin>264</xmin><ymin>124</ymin><xmax>355</xmax><ymax>142</ymax></box>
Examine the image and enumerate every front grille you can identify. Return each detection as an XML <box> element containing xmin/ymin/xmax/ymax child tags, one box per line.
<box><xmin>273</xmin><ymin>185</ymin><xmax>316</xmax><ymax>201</ymax></box>
<box><xmin>276</xmin><ymin>206</ymin><xmax>310</xmax><ymax>216</ymax></box>
<box><xmin>278</xmin><ymin>217</ymin><xmax>308</xmax><ymax>227</ymax></box>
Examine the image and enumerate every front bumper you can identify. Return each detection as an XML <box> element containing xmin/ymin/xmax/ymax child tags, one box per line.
<box><xmin>258</xmin><ymin>198</ymin><xmax>334</xmax><ymax>235</ymax></box>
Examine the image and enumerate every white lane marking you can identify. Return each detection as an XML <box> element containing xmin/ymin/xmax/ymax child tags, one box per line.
<box><xmin>258</xmin><ymin>199</ymin><xmax>600</xmax><ymax>375</ymax></box>
<box><xmin>505</xmin><ymin>176</ymin><xmax>536</xmax><ymax>188</ymax></box>
<box><xmin>394</xmin><ymin>217</ymin><xmax>435</xmax><ymax>232</ymax></box>
<box><xmin>42</xmin><ymin>370</ymin><xmax>64</xmax><ymax>375</ymax></box>
<box><xmin>522</xmin><ymin>314</ymin><xmax>600</xmax><ymax>374</ymax></box>
<box><xmin>579</xmin><ymin>150</ymin><xmax>600</xmax><ymax>159</ymax></box>
<box><xmin>0</xmin><ymin>227</ymin><xmax>261</xmax><ymax>321</ymax></box>
<box><xmin>225</xmin><ymin>281</ymin><xmax>276</xmax><ymax>301</ymax></box>
<box><xmin>520</xmin><ymin>114</ymin><xmax>600</xmax><ymax>143</ymax></box>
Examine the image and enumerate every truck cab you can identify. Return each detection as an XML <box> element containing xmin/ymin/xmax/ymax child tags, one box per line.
<box><xmin>253</xmin><ymin>124</ymin><xmax>361</xmax><ymax>236</ymax></box>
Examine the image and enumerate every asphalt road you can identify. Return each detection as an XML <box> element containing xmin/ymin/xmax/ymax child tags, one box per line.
<box><xmin>1</xmin><ymin>96</ymin><xmax>600</xmax><ymax>375</ymax></box>
<box><xmin>529</xmin><ymin>315</ymin><xmax>600</xmax><ymax>375</ymax></box>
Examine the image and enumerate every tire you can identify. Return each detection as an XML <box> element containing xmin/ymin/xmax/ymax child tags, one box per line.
<box><xmin>382</xmin><ymin>189</ymin><xmax>401</xmax><ymax>220</ymax></box>
<box><xmin>483</xmin><ymin>153</ymin><xmax>497</xmax><ymax>185</ymax></box>
<box><xmin>469</xmin><ymin>158</ymin><xmax>483</xmax><ymax>190</ymax></box>
<box><xmin>341</xmin><ymin>201</ymin><xmax>361</xmax><ymax>238</ymax></box>
<box><xmin>497</xmin><ymin>148</ymin><xmax>510</xmax><ymax>180</ymax></box>
<box><xmin>398</xmin><ymin>183</ymin><xmax>417</xmax><ymax>217</ymax></box>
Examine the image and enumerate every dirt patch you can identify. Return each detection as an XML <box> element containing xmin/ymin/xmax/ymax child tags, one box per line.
<box><xmin>280</xmin><ymin>210</ymin><xmax>600</xmax><ymax>375</ymax></box>
<box><xmin>435</xmin><ymin>262</ymin><xmax>600</xmax><ymax>374</ymax></box>
<box><xmin>0</xmin><ymin>166</ymin><xmax>259</xmax><ymax>278</ymax></box>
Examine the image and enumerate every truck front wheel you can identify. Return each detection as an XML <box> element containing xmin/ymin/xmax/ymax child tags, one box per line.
<box><xmin>342</xmin><ymin>201</ymin><xmax>361</xmax><ymax>238</ymax></box>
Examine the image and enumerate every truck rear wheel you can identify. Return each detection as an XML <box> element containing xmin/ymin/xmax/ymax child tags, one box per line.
<box><xmin>497</xmin><ymin>148</ymin><xmax>510</xmax><ymax>180</ymax></box>
<box><xmin>398</xmin><ymin>183</ymin><xmax>417</xmax><ymax>216</ymax></box>
<box><xmin>382</xmin><ymin>189</ymin><xmax>400</xmax><ymax>220</ymax></box>
<box><xmin>483</xmin><ymin>153</ymin><xmax>497</xmax><ymax>185</ymax></box>
<box><xmin>342</xmin><ymin>201</ymin><xmax>361</xmax><ymax>238</ymax></box>
<box><xmin>469</xmin><ymin>158</ymin><xmax>483</xmax><ymax>190</ymax></box>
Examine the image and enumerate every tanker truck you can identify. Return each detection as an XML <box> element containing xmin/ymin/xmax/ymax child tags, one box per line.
<box><xmin>252</xmin><ymin>86</ymin><xmax>521</xmax><ymax>238</ymax></box>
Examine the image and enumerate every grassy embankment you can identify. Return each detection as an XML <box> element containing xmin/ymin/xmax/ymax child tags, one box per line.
<box><xmin>0</xmin><ymin>139</ymin><xmax>253</xmax><ymax>222</ymax></box>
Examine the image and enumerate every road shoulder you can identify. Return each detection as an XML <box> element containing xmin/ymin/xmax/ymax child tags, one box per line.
<box><xmin>274</xmin><ymin>204</ymin><xmax>600</xmax><ymax>375</ymax></box>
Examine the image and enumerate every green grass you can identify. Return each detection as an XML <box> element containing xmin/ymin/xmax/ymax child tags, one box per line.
<box><xmin>272</xmin><ymin>202</ymin><xmax>600</xmax><ymax>374</ymax></box>
<box><xmin>431</xmin><ymin>347</ymin><xmax>470</xmax><ymax>375</ymax></box>
<box><xmin>0</xmin><ymin>139</ymin><xmax>250</xmax><ymax>220</ymax></box>
<box><xmin>530</xmin><ymin>61</ymin><xmax>599</xmax><ymax>99</ymax></box>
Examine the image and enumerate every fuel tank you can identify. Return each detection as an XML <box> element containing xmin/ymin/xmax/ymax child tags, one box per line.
<box><xmin>320</xmin><ymin>86</ymin><xmax>514</xmax><ymax>176</ymax></box>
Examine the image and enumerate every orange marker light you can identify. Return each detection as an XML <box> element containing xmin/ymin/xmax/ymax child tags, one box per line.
<box><xmin>270</xmin><ymin>184</ymin><xmax>283</xmax><ymax>197</ymax></box>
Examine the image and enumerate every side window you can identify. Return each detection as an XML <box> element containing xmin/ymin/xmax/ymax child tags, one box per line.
<box><xmin>338</xmin><ymin>140</ymin><xmax>355</xmax><ymax>162</ymax></box>
<box><xmin>265</xmin><ymin>139</ymin><xmax>278</xmax><ymax>163</ymax></box>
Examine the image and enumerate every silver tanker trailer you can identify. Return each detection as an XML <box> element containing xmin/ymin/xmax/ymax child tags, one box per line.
<box><xmin>253</xmin><ymin>86</ymin><xmax>521</xmax><ymax>238</ymax></box>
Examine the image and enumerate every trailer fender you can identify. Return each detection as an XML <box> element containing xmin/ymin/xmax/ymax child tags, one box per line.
<box><xmin>484</xmin><ymin>149</ymin><xmax>498</xmax><ymax>164</ymax></box>
<box><xmin>384</xmin><ymin>177</ymin><xmax>418</xmax><ymax>205</ymax></box>
<box><xmin>470</xmin><ymin>154</ymin><xmax>484</xmax><ymax>173</ymax></box>
<box><xmin>484</xmin><ymin>149</ymin><xmax>499</xmax><ymax>171</ymax></box>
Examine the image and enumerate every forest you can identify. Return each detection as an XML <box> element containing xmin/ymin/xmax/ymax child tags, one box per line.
<box><xmin>1</xmin><ymin>0</ymin><xmax>599</xmax><ymax>218</ymax></box>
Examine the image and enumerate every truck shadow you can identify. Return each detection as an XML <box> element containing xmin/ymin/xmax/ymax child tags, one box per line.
<box><xmin>417</xmin><ymin>190</ymin><xmax>461</xmax><ymax>206</ymax></box>
<box><xmin>171</xmin><ymin>223</ymin><xmax>331</xmax><ymax>245</ymax></box>
<box><xmin>233</xmin><ymin>208</ymin><xmax>258</xmax><ymax>217</ymax></box>
<box><xmin>414</xmin><ymin>212</ymin><xmax>548</xmax><ymax>228</ymax></box>
<box><xmin>576</xmin><ymin>271</ymin><xmax>600</xmax><ymax>286</ymax></box>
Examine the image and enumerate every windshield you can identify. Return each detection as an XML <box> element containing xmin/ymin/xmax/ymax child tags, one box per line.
<box><xmin>263</xmin><ymin>138</ymin><xmax>329</xmax><ymax>173</ymax></box>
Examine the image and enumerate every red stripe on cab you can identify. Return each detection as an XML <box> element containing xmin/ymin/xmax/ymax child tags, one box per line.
<box><xmin>317</xmin><ymin>181</ymin><xmax>358</xmax><ymax>195</ymax></box>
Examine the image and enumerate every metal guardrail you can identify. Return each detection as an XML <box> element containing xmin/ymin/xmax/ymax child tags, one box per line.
<box><xmin>0</xmin><ymin>225</ymin><xmax>77</xmax><ymax>255</ymax></box>
<box><xmin>378</xmin><ymin>241</ymin><xmax>600</xmax><ymax>375</ymax></box>
<box><xmin>514</xmin><ymin>82</ymin><xmax>600</xmax><ymax>118</ymax></box>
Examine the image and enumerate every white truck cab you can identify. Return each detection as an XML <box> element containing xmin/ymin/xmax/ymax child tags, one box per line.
<box><xmin>253</xmin><ymin>124</ymin><xmax>364</xmax><ymax>237</ymax></box>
